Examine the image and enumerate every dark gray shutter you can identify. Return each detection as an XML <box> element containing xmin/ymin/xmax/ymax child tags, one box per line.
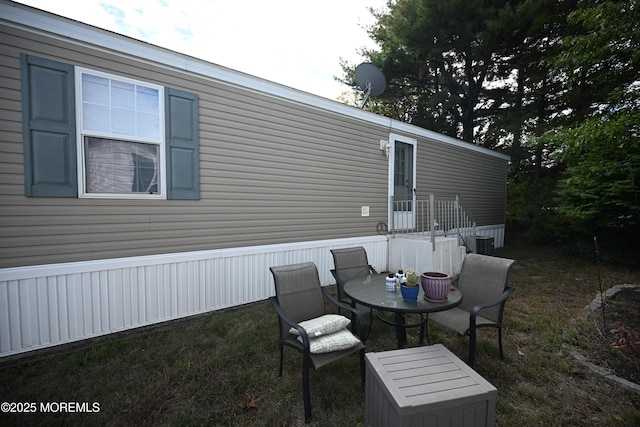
<box><xmin>165</xmin><ymin>88</ymin><xmax>200</xmax><ymax>200</ymax></box>
<box><xmin>21</xmin><ymin>54</ymin><xmax>77</xmax><ymax>197</ymax></box>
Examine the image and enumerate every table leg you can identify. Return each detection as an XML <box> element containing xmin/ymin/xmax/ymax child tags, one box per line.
<box><xmin>395</xmin><ymin>312</ymin><xmax>408</xmax><ymax>348</ymax></box>
<box><xmin>419</xmin><ymin>316</ymin><xmax>430</xmax><ymax>345</ymax></box>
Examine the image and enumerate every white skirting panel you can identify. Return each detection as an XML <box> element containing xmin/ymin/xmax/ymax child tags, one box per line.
<box><xmin>389</xmin><ymin>236</ymin><xmax>467</xmax><ymax>278</ymax></box>
<box><xmin>388</xmin><ymin>224</ymin><xmax>506</xmax><ymax>277</ymax></box>
<box><xmin>0</xmin><ymin>235</ymin><xmax>388</xmax><ymax>358</ymax></box>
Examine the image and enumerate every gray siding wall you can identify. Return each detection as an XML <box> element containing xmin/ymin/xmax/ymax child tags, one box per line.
<box><xmin>0</xmin><ymin>18</ymin><xmax>507</xmax><ymax>269</ymax></box>
<box><xmin>415</xmin><ymin>136</ymin><xmax>507</xmax><ymax>225</ymax></box>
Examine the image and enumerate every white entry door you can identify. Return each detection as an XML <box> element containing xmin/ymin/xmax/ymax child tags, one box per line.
<box><xmin>388</xmin><ymin>133</ymin><xmax>417</xmax><ymax>230</ymax></box>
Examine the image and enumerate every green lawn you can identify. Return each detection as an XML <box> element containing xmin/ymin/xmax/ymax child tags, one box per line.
<box><xmin>1</xmin><ymin>238</ymin><xmax>639</xmax><ymax>426</ymax></box>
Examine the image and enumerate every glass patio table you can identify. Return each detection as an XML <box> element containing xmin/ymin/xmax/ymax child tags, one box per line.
<box><xmin>344</xmin><ymin>274</ymin><xmax>462</xmax><ymax>348</ymax></box>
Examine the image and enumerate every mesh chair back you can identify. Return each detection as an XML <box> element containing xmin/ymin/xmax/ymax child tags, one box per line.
<box><xmin>270</xmin><ymin>262</ymin><xmax>327</xmax><ymax>338</ymax></box>
<box><xmin>330</xmin><ymin>247</ymin><xmax>372</xmax><ymax>285</ymax></box>
<box><xmin>457</xmin><ymin>254</ymin><xmax>515</xmax><ymax>322</ymax></box>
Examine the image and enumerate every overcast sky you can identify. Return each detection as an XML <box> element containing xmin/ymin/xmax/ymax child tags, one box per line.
<box><xmin>15</xmin><ymin>0</ymin><xmax>387</xmax><ymax>100</ymax></box>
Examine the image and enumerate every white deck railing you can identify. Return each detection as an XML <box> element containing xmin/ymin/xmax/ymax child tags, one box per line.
<box><xmin>390</xmin><ymin>194</ymin><xmax>477</xmax><ymax>252</ymax></box>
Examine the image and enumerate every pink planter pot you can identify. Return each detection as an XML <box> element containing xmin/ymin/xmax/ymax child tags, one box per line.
<box><xmin>421</xmin><ymin>272</ymin><xmax>451</xmax><ymax>302</ymax></box>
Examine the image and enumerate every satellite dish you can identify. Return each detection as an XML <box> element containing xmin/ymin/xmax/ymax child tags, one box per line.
<box><xmin>355</xmin><ymin>62</ymin><xmax>386</xmax><ymax>109</ymax></box>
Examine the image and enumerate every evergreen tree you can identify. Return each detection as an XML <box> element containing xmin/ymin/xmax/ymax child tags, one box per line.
<box><xmin>544</xmin><ymin>0</ymin><xmax>640</xmax><ymax>230</ymax></box>
<box><xmin>341</xmin><ymin>0</ymin><xmax>582</xmax><ymax>154</ymax></box>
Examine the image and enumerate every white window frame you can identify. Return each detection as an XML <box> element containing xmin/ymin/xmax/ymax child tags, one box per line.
<box><xmin>75</xmin><ymin>67</ymin><xmax>166</xmax><ymax>199</ymax></box>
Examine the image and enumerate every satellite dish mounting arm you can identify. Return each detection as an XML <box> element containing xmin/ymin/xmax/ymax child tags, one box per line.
<box><xmin>360</xmin><ymin>81</ymin><xmax>373</xmax><ymax>109</ymax></box>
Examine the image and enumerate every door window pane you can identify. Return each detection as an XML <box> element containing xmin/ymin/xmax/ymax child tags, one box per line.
<box><xmin>394</xmin><ymin>142</ymin><xmax>414</xmax><ymax>210</ymax></box>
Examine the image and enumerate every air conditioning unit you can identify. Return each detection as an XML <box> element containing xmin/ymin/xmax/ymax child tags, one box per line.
<box><xmin>476</xmin><ymin>236</ymin><xmax>494</xmax><ymax>256</ymax></box>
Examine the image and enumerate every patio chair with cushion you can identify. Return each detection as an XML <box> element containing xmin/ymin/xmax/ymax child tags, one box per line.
<box><xmin>427</xmin><ymin>253</ymin><xmax>516</xmax><ymax>367</ymax></box>
<box><xmin>269</xmin><ymin>262</ymin><xmax>366</xmax><ymax>423</ymax></box>
<box><xmin>331</xmin><ymin>246</ymin><xmax>427</xmax><ymax>344</ymax></box>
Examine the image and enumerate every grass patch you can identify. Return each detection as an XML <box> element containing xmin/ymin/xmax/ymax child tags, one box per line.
<box><xmin>0</xmin><ymin>236</ymin><xmax>639</xmax><ymax>426</ymax></box>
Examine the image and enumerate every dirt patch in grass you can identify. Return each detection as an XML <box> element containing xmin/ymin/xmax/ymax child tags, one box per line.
<box><xmin>572</xmin><ymin>286</ymin><xmax>640</xmax><ymax>385</ymax></box>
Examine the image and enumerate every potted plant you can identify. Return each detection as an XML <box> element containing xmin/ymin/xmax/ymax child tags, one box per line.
<box><xmin>421</xmin><ymin>271</ymin><xmax>451</xmax><ymax>302</ymax></box>
<box><xmin>400</xmin><ymin>268</ymin><xmax>420</xmax><ymax>301</ymax></box>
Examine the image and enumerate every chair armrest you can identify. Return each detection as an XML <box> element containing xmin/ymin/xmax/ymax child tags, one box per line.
<box><xmin>330</xmin><ymin>269</ymin><xmax>341</xmax><ymax>285</ymax></box>
<box><xmin>322</xmin><ymin>288</ymin><xmax>367</xmax><ymax>342</ymax></box>
<box><xmin>330</xmin><ymin>269</ymin><xmax>350</xmax><ymax>304</ymax></box>
<box><xmin>451</xmin><ymin>273</ymin><xmax>461</xmax><ymax>285</ymax></box>
<box><xmin>269</xmin><ymin>296</ymin><xmax>311</xmax><ymax>352</ymax></box>
<box><xmin>369</xmin><ymin>265</ymin><xmax>378</xmax><ymax>275</ymax></box>
<box><xmin>322</xmin><ymin>287</ymin><xmax>362</xmax><ymax>316</ymax></box>
<box><xmin>469</xmin><ymin>286</ymin><xmax>516</xmax><ymax>320</ymax></box>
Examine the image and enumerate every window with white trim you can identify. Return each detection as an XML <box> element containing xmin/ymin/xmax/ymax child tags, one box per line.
<box><xmin>22</xmin><ymin>54</ymin><xmax>199</xmax><ymax>200</ymax></box>
<box><xmin>76</xmin><ymin>68</ymin><xmax>165</xmax><ymax>198</ymax></box>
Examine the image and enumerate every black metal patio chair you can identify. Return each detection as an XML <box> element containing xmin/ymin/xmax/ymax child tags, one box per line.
<box><xmin>330</xmin><ymin>247</ymin><xmax>378</xmax><ymax>333</ymax></box>
<box><xmin>331</xmin><ymin>246</ymin><xmax>426</xmax><ymax>344</ymax></box>
<box><xmin>427</xmin><ymin>253</ymin><xmax>516</xmax><ymax>367</ymax></box>
<box><xmin>269</xmin><ymin>261</ymin><xmax>366</xmax><ymax>423</ymax></box>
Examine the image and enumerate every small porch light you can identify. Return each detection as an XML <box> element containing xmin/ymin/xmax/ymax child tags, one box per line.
<box><xmin>380</xmin><ymin>139</ymin><xmax>390</xmax><ymax>157</ymax></box>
